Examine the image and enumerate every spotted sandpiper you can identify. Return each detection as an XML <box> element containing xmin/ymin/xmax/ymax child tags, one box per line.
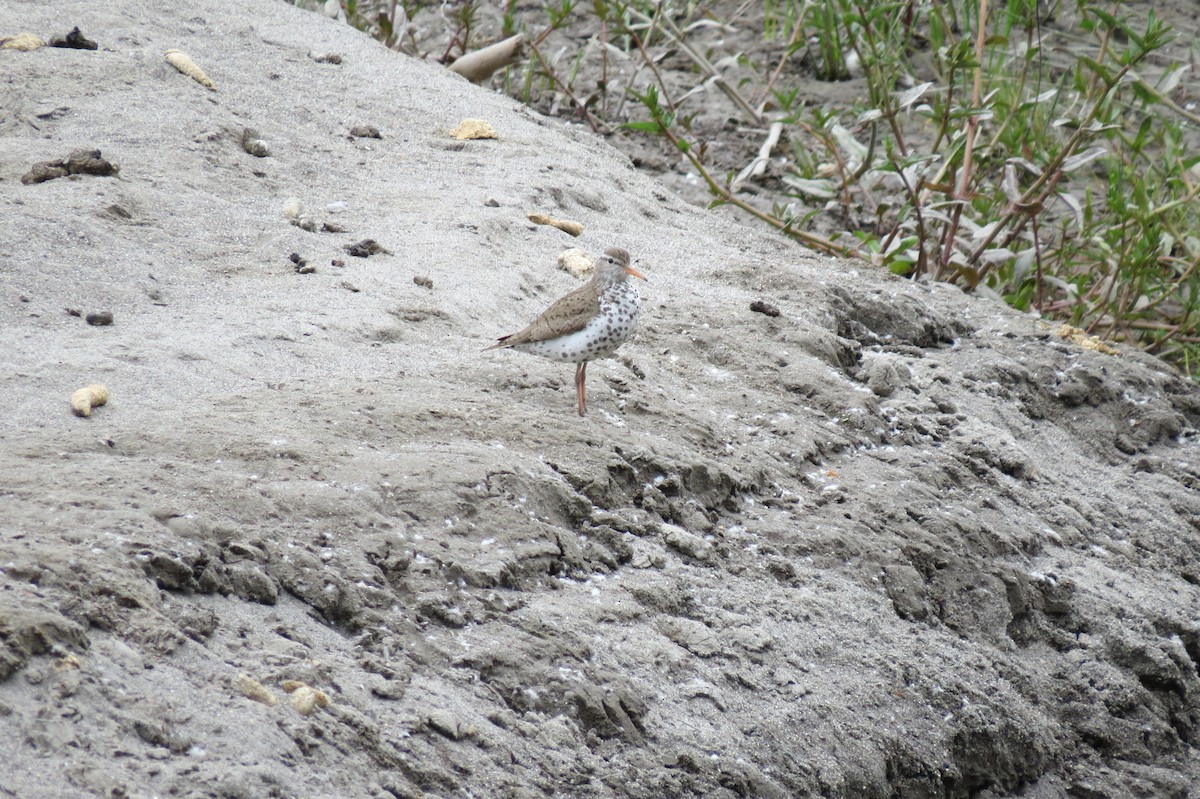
<box><xmin>487</xmin><ymin>247</ymin><xmax>646</xmax><ymax>416</ymax></box>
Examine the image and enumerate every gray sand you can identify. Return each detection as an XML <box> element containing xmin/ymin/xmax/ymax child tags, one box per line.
<box><xmin>2</xmin><ymin>2</ymin><xmax>1199</xmax><ymax>797</ymax></box>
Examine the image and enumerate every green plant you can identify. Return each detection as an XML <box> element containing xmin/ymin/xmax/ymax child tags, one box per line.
<box><xmin>306</xmin><ymin>0</ymin><xmax>1200</xmax><ymax>376</ymax></box>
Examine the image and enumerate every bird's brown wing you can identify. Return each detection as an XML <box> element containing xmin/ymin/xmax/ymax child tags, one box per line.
<box><xmin>486</xmin><ymin>282</ymin><xmax>600</xmax><ymax>349</ymax></box>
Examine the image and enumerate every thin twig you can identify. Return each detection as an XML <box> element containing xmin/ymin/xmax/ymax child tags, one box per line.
<box><xmin>758</xmin><ymin>10</ymin><xmax>811</xmax><ymax>107</ymax></box>
<box><xmin>526</xmin><ymin>38</ymin><xmax>608</xmax><ymax>133</ymax></box>
<box><xmin>939</xmin><ymin>0</ymin><xmax>990</xmax><ymax>273</ymax></box>
<box><xmin>625</xmin><ymin>5</ymin><xmax>764</xmax><ymax>124</ymax></box>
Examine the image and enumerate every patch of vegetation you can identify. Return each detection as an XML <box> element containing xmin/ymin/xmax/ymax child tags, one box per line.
<box><xmin>299</xmin><ymin>0</ymin><xmax>1200</xmax><ymax>376</ymax></box>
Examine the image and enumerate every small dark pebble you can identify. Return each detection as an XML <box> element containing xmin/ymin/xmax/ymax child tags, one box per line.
<box><xmin>341</xmin><ymin>281</ymin><xmax>360</xmax><ymax>293</ymax></box>
<box><xmin>322</xmin><ymin>221</ymin><xmax>348</xmax><ymax>233</ymax></box>
<box><xmin>65</xmin><ymin>308</ymin><xmax>82</xmax><ymax>317</ymax></box>
<box><xmin>86</xmin><ymin>311</ymin><xmax>114</xmax><ymax>326</ymax></box>
<box><xmin>49</xmin><ymin>27</ymin><xmax>98</xmax><ymax>50</ymax></box>
<box><xmin>349</xmin><ymin>125</ymin><xmax>382</xmax><ymax>139</ymax></box>
<box><xmin>750</xmin><ymin>300</ymin><xmax>780</xmax><ymax>317</ymax></box>
<box><xmin>310</xmin><ymin>52</ymin><xmax>343</xmax><ymax>64</ymax></box>
<box><xmin>484</xmin><ymin>199</ymin><xmax>500</xmax><ymax>207</ymax></box>
<box><xmin>345</xmin><ymin>239</ymin><xmax>389</xmax><ymax>258</ymax></box>
<box><xmin>331</xmin><ymin>259</ymin><xmax>346</xmax><ymax>267</ymax></box>
<box><xmin>288</xmin><ymin>253</ymin><xmax>304</xmax><ymax>265</ymax></box>
<box><xmin>413</xmin><ymin>276</ymin><xmax>434</xmax><ymax>289</ymax></box>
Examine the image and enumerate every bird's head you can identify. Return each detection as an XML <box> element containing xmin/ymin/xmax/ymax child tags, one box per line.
<box><xmin>599</xmin><ymin>247</ymin><xmax>646</xmax><ymax>281</ymax></box>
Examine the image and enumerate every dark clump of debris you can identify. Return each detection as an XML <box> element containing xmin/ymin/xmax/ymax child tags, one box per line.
<box><xmin>22</xmin><ymin>149</ymin><xmax>118</xmax><ymax>185</ymax></box>
<box><xmin>345</xmin><ymin>239</ymin><xmax>389</xmax><ymax>258</ymax></box>
<box><xmin>750</xmin><ymin>299</ymin><xmax>780</xmax><ymax>317</ymax></box>
<box><xmin>49</xmin><ymin>27</ymin><xmax>98</xmax><ymax>50</ymax></box>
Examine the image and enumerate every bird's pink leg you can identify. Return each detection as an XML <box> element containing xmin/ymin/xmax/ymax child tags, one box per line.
<box><xmin>575</xmin><ymin>362</ymin><xmax>587</xmax><ymax>416</ymax></box>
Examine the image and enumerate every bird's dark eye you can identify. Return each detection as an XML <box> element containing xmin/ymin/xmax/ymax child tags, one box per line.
<box><xmin>607</xmin><ymin>257</ymin><xmax>614</xmax><ymax>264</ymax></box>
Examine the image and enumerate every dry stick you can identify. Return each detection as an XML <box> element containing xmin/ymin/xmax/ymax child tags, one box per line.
<box><xmin>731</xmin><ymin>122</ymin><xmax>784</xmax><ymax>194</ymax></box>
<box><xmin>758</xmin><ymin>10</ymin><xmax>811</xmax><ymax>107</ymax></box>
<box><xmin>846</xmin><ymin>118</ymin><xmax>878</xmax><ymax>186</ymax></box>
<box><xmin>1084</xmin><ymin>228</ymin><xmax>1127</xmax><ymax>336</ymax></box>
<box><xmin>973</xmin><ymin>168</ymin><xmax>1064</xmax><ymax>285</ymax></box>
<box><xmin>628</xmin><ymin>26</ymin><xmax>676</xmax><ymax>115</ymax></box>
<box><xmin>611</xmin><ymin>5</ymin><xmax>666</xmax><ymax>120</ymax></box>
<box><xmin>849</xmin><ymin>1</ymin><xmax>909</xmax><ymax>158</ymax></box>
<box><xmin>938</xmin><ymin>0</ymin><xmax>990</xmax><ymax>275</ymax></box>
<box><xmin>1112</xmin><ymin>278</ymin><xmax>1137</xmax><ymax>342</ymax></box>
<box><xmin>791</xmin><ymin>117</ymin><xmax>858</xmax><ymax>217</ymax></box>
<box><xmin>526</xmin><ymin>38</ymin><xmax>608</xmax><ymax>133</ymax></box>
<box><xmin>1137</xmin><ymin>79</ymin><xmax>1200</xmax><ymax>126</ymax></box>
<box><xmin>655</xmin><ymin>119</ymin><xmax>854</xmax><ymax>257</ymax></box>
<box><xmin>600</xmin><ymin>20</ymin><xmax>609</xmax><ymax>119</ymax></box>
<box><xmin>626</xmin><ymin>6</ymin><xmax>764</xmax><ymax>125</ymax></box>
<box><xmin>750</xmin><ymin>122</ymin><xmax>784</xmax><ymax>180</ymax></box>
<box><xmin>893</xmin><ymin>165</ymin><xmax>932</xmax><ymax>277</ymax></box>
<box><xmin>1151</xmin><ymin>179</ymin><xmax>1200</xmax><ymax>217</ymax></box>
<box><xmin>1032</xmin><ymin>213</ymin><xmax>1046</xmax><ymax>313</ymax></box>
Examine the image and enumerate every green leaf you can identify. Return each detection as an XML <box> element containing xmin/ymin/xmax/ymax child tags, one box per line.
<box><xmin>622</xmin><ymin>121</ymin><xmax>662</xmax><ymax>133</ymax></box>
<box><xmin>1077</xmin><ymin>55</ymin><xmax>1115</xmax><ymax>87</ymax></box>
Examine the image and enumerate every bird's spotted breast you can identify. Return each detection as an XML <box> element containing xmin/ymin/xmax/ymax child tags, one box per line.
<box><xmin>501</xmin><ymin>262</ymin><xmax>641</xmax><ymax>364</ymax></box>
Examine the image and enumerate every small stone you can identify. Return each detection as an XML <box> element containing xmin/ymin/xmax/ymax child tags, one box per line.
<box><xmin>236</xmin><ymin>674</ymin><xmax>278</xmax><ymax>706</ymax></box>
<box><xmin>289</xmin><ymin>253</ymin><xmax>314</xmax><ymax>273</ymax></box>
<box><xmin>345</xmin><ymin>239</ymin><xmax>389</xmax><ymax>258</ymax></box>
<box><xmin>750</xmin><ymin>300</ymin><xmax>780</xmax><ymax>317</ymax></box>
<box><xmin>240</xmin><ymin>128</ymin><xmax>270</xmax><ymax>157</ymax></box>
<box><xmin>662</xmin><ymin>523</ymin><xmax>710</xmax><ymax>561</ymax></box>
<box><xmin>85</xmin><ymin>311</ymin><xmax>113</xmax><ymax>326</ymax></box>
<box><xmin>557</xmin><ymin>248</ymin><xmax>593</xmax><ymax>278</ymax></box>
<box><xmin>449</xmin><ymin>119</ymin><xmax>497</xmax><ymax>140</ymax></box>
<box><xmin>426</xmin><ymin>710</ymin><xmax>472</xmax><ymax>739</ymax></box>
<box><xmin>368</xmin><ymin>675</ymin><xmax>406</xmax><ymax>700</ymax></box>
<box><xmin>66</xmin><ymin>149</ymin><xmax>118</xmax><ymax>176</ymax></box>
<box><xmin>413</xmin><ymin>276</ymin><xmax>433</xmax><ymax>289</ymax></box>
<box><xmin>349</xmin><ymin>125</ymin><xmax>381</xmax><ymax>139</ymax></box>
<box><xmin>282</xmin><ymin>681</ymin><xmax>330</xmax><ymax>716</ymax></box>
<box><xmin>70</xmin><ymin>384</ymin><xmax>109</xmax><ymax>418</ymax></box>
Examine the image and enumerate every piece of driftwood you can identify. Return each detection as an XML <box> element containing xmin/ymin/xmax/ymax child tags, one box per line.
<box><xmin>448</xmin><ymin>34</ymin><xmax>524</xmax><ymax>84</ymax></box>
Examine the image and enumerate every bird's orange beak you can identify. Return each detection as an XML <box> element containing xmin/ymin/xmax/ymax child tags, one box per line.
<box><xmin>625</xmin><ymin>265</ymin><xmax>647</xmax><ymax>280</ymax></box>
